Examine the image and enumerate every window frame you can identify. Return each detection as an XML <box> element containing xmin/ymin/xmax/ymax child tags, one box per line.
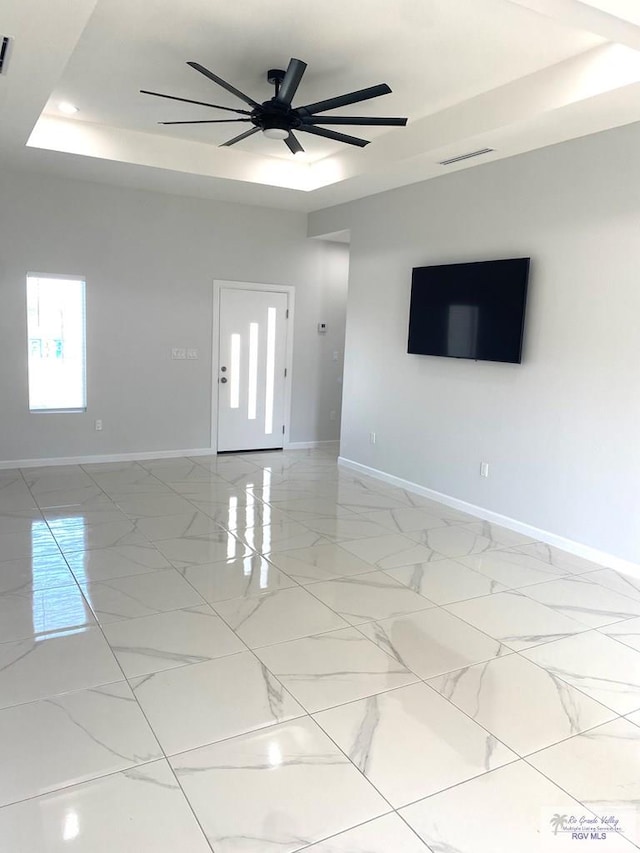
<box><xmin>26</xmin><ymin>271</ymin><xmax>87</xmax><ymax>414</ymax></box>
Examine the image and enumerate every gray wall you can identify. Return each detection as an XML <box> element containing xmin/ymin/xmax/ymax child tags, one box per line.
<box><xmin>310</xmin><ymin>122</ymin><xmax>640</xmax><ymax>563</ymax></box>
<box><xmin>0</xmin><ymin>170</ymin><xmax>348</xmax><ymax>461</ymax></box>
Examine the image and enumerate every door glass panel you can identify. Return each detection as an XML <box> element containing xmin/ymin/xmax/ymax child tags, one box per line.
<box><xmin>230</xmin><ymin>334</ymin><xmax>241</xmax><ymax>409</ymax></box>
<box><xmin>248</xmin><ymin>322</ymin><xmax>259</xmax><ymax>420</ymax></box>
<box><xmin>264</xmin><ymin>307</ymin><xmax>277</xmax><ymax>435</ymax></box>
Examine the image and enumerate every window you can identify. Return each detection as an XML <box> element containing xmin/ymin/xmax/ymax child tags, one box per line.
<box><xmin>26</xmin><ymin>274</ymin><xmax>86</xmax><ymax>412</ymax></box>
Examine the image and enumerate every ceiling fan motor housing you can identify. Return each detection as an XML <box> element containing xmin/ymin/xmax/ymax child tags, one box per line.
<box><xmin>255</xmin><ymin>97</ymin><xmax>301</xmax><ymax>136</ymax></box>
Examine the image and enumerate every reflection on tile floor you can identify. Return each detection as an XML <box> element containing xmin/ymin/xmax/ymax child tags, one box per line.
<box><xmin>0</xmin><ymin>448</ymin><xmax>639</xmax><ymax>850</ymax></box>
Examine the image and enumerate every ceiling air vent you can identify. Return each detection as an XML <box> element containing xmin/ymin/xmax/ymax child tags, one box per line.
<box><xmin>438</xmin><ymin>148</ymin><xmax>494</xmax><ymax>166</ymax></box>
<box><xmin>0</xmin><ymin>36</ymin><xmax>12</xmax><ymax>75</ymax></box>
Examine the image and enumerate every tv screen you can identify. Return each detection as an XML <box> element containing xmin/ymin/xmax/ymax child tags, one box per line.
<box><xmin>407</xmin><ymin>258</ymin><xmax>530</xmax><ymax>364</ymax></box>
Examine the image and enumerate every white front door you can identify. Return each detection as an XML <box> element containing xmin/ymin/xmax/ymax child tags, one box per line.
<box><xmin>217</xmin><ymin>287</ymin><xmax>289</xmax><ymax>452</ymax></box>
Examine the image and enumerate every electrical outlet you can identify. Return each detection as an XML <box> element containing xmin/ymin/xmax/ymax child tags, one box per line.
<box><xmin>330</xmin><ymin>410</ymin><xmax>337</xmax><ymax>421</ymax></box>
<box><xmin>171</xmin><ymin>347</ymin><xmax>186</xmax><ymax>360</ymax></box>
<box><xmin>480</xmin><ymin>462</ymin><xmax>489</xmax><ymax>478</ymax></box>
<box><xmin>332</xmin><ymin>351</ymin><xmax>339</xmax><ymax>361</ymax></box>
<box><xmin>370</xmin><ymin>432</ymin><xmax>376</xmax><ymax>445</ymax></box>
<box><xmin>95</xmin><ymin>419</ymin><xmax>103</xmax><ymax>431</ymax></box>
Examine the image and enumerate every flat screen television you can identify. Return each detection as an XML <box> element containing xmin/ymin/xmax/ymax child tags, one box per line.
<box><xmin>407</xmin><ymin>258</ymin><xmax>530</xmax><ymax>364</ymax></box>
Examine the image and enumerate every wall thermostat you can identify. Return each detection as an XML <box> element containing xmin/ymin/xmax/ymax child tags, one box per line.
<box><xmin>317</xmin><ymin>323</ymin><xmax>327</xmax><ymax>334</ymax></box>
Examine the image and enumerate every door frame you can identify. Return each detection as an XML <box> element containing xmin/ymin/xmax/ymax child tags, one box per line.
<box><xmin>211</xmin><ymin>280</ymin><xmax>295</xmax><ymax>453</ymax></box>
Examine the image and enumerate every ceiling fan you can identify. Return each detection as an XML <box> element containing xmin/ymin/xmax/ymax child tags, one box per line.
<box><xmin>140</xmin><ymin>58</ymin><xmax>407</xmax><ymax>153</ymax></box>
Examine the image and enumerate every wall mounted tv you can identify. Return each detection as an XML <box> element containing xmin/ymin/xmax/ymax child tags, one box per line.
<box><xmin>407</xmin><ymin>257</ymin><xmax>530</xmax><ymax>364</ymax></box>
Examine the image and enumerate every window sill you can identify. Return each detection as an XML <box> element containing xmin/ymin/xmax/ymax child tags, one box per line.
<box><xmin>29</xmin><ymin>408</ymin><xmax>87</xmax><ymax>414</ymax></box>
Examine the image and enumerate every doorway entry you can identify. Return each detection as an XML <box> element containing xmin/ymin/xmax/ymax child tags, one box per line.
<box><xmin>213</xmin><ymin>281</ymin><xmax>294</xmax><ymax>453</ymax></box>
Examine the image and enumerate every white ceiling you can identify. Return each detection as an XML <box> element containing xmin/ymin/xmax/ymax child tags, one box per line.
<box><xmin>3</xmin><ymin>0</ymin><xmax>640</xmax><ymax>211</ymax></box>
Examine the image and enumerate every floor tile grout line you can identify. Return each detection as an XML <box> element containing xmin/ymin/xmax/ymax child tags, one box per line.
<box><xmin>348</xmin><ymin>604</ymin><xmax>514</xmax><ymax>669</ymax></box>
<box><xmin>84</xmin><ymin>590</ymin><xmax>219</xmax><ymax>853</ymax></box>
<box><xmin>390</xmin><ymin>755</ymin><xmax>602</xmax><ymax>843</ymax></box>
<box><xmin>0</xmin><ymin>754</ymin><xmax>179</xmax><ymax>813</ymax></box>
<box><xmin>298</xmin><ymin>569</ymin><xmax>436</xmax><ymax>618</ymax></box>
<box><xmin>432</xmin><ymin>639</ymin><xmax>587</xmax><ymax>773</ymax></box>
<box><xmin>393</xmin><ymin>810</ymin><xmax>438</xmax><ymax>852</ymax></box>
<box><xmin>0</xmin><ymin>666</ymin><xmax>131</xmax><ymax>713</ymax></box>
<box><xmin>418</xmin><ymin>654</ymin><xmax>624</xmax><ymax>758</ymax></box>
<box><xmin>292</xmin><ymin>812</ymin><xmax>425</xmax><ymax>852</ymax></box>
<box><xmin>431</xmin><ymin>595</ymin><xmax>594</xmax><ymax>652</ymax></box>
<box><xmin>596</xmin><ymin>626</ymin><xmax>640</xmax><ymax>654</ymax></box>
<box><xmin>512</xmin><ymin>636</ymin><xmax>640</xmax><ymax>719</ymax></box>
<box><xmin>301</xmin><ymin>707</ymin><xmax>399</xmax><ymax>817</ymax></box>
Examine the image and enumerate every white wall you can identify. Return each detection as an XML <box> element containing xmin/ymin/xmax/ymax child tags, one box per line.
<box><xmin>310</xmin><ymin>122</ymin><xmax>640</xmax><ymax>563</ymax></box>
<box><xmin>0</xmin><ymin>170</ymin><xmax>348</xmax><ymax>461</ymax></box>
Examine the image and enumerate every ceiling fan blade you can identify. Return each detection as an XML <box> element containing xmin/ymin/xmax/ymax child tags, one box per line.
<box><xmin>159</xmin><ymin>119</ymin><xmax>251</xmax><ymax>125</ymax></box>
<box><xmin>220</xmin><ymin>126</ymin><xmax>261</xmax><ymax>147</ymax></box>
<box><xmin>276</xmin><ymin>58</ymin><xmax>307</xmax><ymax>106</ymax></box>
<box><xmin>297</xmin><ymin>83</ymin><xmax>391</xmax><ymax>116</ymax></box>
<box><xmin>298</xmin><ymin>125</ymin><xmax>369</xmax><ymax>148</ymax></box>
<box><xmin>284</xmin><ymin>131</ymin><xmax>304</xmax><ymax>154</ymax></box>
<box><xmin>303</xmin><ymin>115</ymin><xmax>407</xmax><ymax>126</ymax></box>
<box><xmin>187</xmin><ymin>62</ymin><xmax>260</xmax><ymax>108</ymax></box>
<box><xmin>140</xmin><ymin>90</ymin><xmax>251</xmax><ymax>115</ymax></box>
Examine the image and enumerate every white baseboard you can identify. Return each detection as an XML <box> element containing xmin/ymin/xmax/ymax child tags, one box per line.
<box><xmin>0</xmin><ymin>441</ymin><xmax>340</xmax><ymax>470</ymax></box>
<box><xmin>338</xmin><ymin>456</ymin><xmax>639</xmax><ymax>575</ymax></box>
<box><xmin>285</xmin><ymin>440</ymin><xmax>340</xmax><ymax>451</ymax></box>
<box><xmin>0</xmin><ymin>447</ymin><xmax>215</xmax><ymax>470</ymax></box>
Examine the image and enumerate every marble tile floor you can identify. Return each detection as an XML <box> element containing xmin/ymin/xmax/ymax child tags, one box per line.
<box><xmin>0</xmin><ymin>449</ymin><xmax>639</xmax><ymax>852</ymax></box>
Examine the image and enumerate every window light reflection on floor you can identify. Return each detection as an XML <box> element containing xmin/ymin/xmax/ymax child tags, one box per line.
<box><xmin>31</xmin><ymin>518</ymin><xmax>88</xmax><ymax>640</ymax></box>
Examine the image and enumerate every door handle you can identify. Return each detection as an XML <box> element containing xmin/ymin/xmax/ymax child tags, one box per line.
<box><xmin>220</xmin><ymin>377</ymin><xmax>228</xmax><ymax>384</ymax></box>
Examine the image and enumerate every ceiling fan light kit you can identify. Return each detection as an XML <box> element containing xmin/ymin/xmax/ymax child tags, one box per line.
<box><xmin>262</xmin><ymin>127</ymin><xmax>289</xmax><ymax>140</ymax></box>
<box><xmin>141</xmin><ymin>57</ymin><xmax>407</xmax><ymax>154</ymax></box>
